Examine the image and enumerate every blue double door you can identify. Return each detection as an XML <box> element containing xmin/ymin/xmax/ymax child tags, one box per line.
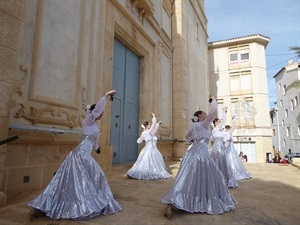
<box><xmin>110</xmin><ymin>38</ymin><xmax>140</xmax><ymax>164</ymax></box>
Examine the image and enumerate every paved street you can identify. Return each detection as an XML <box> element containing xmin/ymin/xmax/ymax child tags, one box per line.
<box><xmin>0</xmin><ymin>162</ymin><xmax>299</xmax><ymax>225</ymax></box>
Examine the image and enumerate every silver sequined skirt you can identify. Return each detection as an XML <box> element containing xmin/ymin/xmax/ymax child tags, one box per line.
<box><xmin>28</xmin><ymin>134</ymin><xmax>122</xmax><ymax>219</ymax></box>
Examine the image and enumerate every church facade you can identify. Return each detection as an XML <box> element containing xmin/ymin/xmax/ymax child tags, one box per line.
<box><xmin>0</xmin><ymin>0</ymin><xmax>209</xmax><ymax>202</ymax></box>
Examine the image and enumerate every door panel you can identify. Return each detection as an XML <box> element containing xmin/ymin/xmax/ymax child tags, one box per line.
<box><xmin>122</xmin><ymin>48</ymin><xmax>140</xmax><ymax>162</ymax></box>
<box><xmin>110</xmin><ymin>98</ymin><xmax>121</xmax><ymax>164</ymax></box>
<box><xmin>110</xmin><ymin>39</ymin><xmax>125</xmax><ymax>164</ymax></box>
<box><xmin>110</xmin><ymin>38</ymin><xmax>140</xmax><ymax>164</ymax></box>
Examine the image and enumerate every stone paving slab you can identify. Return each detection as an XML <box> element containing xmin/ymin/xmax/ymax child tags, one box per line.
<box><xmin>0</xmin><ymin>162</ymin><xmax>299</xmax><ymax>225</ymax></box>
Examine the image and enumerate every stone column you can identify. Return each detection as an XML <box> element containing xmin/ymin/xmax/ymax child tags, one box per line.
<box><xmin>0</xmin><ymin>0</ymin><xmax>26</xmax><ymax>206</ymax></box>
<box><xmin>171</xmin><ymin>0</ymin><xmax>189</xmax><ymax>160</ymax></box>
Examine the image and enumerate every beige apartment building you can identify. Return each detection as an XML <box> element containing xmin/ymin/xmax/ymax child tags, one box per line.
<box><xmin>208</xmin><ymin>34</ymin><xmax>273</xmax><ymax>163</ymax></box>
<box><xmin>0</xmin><ymin>0</ymin><xmax>209</xmax><ymax>204</ymax></box>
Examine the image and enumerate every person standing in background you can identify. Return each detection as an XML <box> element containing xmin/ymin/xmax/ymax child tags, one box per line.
<box><xmin>272</xmin><ymin>153</ymin><xmax>282</xmax><ymax>163</ymax></box>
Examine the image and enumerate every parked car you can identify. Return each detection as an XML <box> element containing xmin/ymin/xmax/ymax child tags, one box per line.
<box><xmin>284</xmin><ymin>152</ymin><xmax>300</xmax><ymax>164</ymax></box>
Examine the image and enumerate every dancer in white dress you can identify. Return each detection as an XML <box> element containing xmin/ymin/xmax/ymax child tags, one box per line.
<box><xmin>127</xmin><ymin>113</ymin><xmax>170</xmax><ymax>180</ymax></box>
<box><xmin>224</xmin><ymin>116</ymin><xmax>252</xmax><ymax>180</ymax></box>
<box><xmin>210</xmin><ymin>107</ymin><xmax>238</xmax><ymax>188</ymax></box>
<box><xmin>28</xmin><ymin>90</ymin><xmax>122</xmax><ymax>220</ymax></box>
<box><xmin>161</xmin><ymin>97</ymin><xmax>236</xmax><ymax>219</ymax></box>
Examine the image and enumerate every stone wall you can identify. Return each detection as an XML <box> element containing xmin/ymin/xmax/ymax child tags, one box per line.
<box><xmin>0</xmin><ymin>0</ymin><xmax>26</xmax><ymax>206</ymax></box>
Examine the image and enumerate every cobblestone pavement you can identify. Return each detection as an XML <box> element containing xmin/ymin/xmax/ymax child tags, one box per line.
<box><xmin>0</xmin><ymin>162</ymin><xmax>299</xmax><ymax>225</ymax></box>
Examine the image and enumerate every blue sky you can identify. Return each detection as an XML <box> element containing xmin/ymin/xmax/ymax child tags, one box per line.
<box><xmin>205</xmin><ymin>0</ymin><xmax>300</xmax><ymax>109</ymax></box>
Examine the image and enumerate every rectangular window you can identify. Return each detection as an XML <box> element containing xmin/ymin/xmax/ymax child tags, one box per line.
<box><xmin>291</xmin><ymin>100</ymin><xmax>294</xmax><ymax>111</ymax></box>
<box><xmin>217</xmin><ymin>99</ymin><xmax>224</xmax><ymax>118</ymax></box>
<box><xmin>229</xmin><ymin>70</ymin><xmax>252</xmax><ymax>92</ymax></box>
<box><xmin>231</xmin><ymin>98</ymin><xmax>239</xmax><ymax>118</ymax></box>
<box><xmin>285</xmin><ymin>109</ymin><xmax>288</xmax><ymax>118</ymax></box>
<box><xmin>229</xmin><ymin>45</ymin><xmax>250</xmax><ymax>65</ymax></box>
<box><xmin>273</xmin><ymin>129</ymin><xmax>275</xmax><ymax>136</ymax></box>
<box><xmin>241</xmin><ymin>74</ymin><xmax>252</xmax><ymax>90</ymax></box>
<box><xmin>230</xmin><ymin>74</ymin><xmax>240</xmax><ymax>91</ymax></box>
<box><xmin>280</xmin><ymin>100</ymin><xmax>283</xmax><ymax>106</ymax></box>
<box><xmin>294</xmin><ymin>97</ymin><xmax>298</xmax><ymax>107</ymax></box>
<box><xmin>245</xmin><ymin>98</ymin><xmax>254</xmax><ymax>120</ymax></box>
<box><xmin>286</xmin><ymin>127</ymin><xmax>290</xmax><ymax>137</ymax></box>
<box><xmin>283</xmin><ymin>85</ymin><xmax>286</xmax><ymax>95</ymax></box>
<box><xmin>298</xmin><ymin>125</ymin><xmax>300</xmax><ymax>135</ymax></box>
<box><xmin>241</xmin><ymin>53</ymin><xmax>249</xmax><ymax>60</ymax></box>
<box><xmin>230</xmin><ymin>53</ymin><xmax>238</xmax><ymax>62</ymax></box>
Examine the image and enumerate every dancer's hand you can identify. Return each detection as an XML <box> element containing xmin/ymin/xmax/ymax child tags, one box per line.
<box><xmin>105</xmin><ymin>90</ymin><xmax>117</xmax><ymax>97</ymax></box>
<box><xmin>209</xmin><ymin>96</ymin><xmax>216</xmax><ymax>102</ymax></box>
<box><xmin>223</xmin><ymin>106</ymin><xmax>228</xmax><ymax>113</ymax></box>
<box><xmin>96</xmin><ymin>147</ymin><xmax>101</xmax><ymax>154</ymax></box>
<box><xmin>151</xmin><ymin>112</ymin><xmax>156</xmax><ymax>117</ymax></box>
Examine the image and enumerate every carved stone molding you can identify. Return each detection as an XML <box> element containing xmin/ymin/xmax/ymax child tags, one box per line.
<box><xmin>131</xmin><ymin>25</ymin><xmax>137</xmax><ymax>39</ymax></box>
<box><xmin>130</xmin><ymin>0</ymin><xmax>154</xmax><ymax>23</ymax></box>
<box><xmin>114</xmin><ymin>22</ymin><xmax>149</xmax><ymax>56</ymax></box>
<box><xmin>18</xmin><ymin>64</ymin><xmax>28</xmax><ymax>84</ymax></box>
<box><xmin>11</xmin><ymin>64</ymin><xmax>30</xmax><ymax>98</ymax></box>
<box><xmin>158</xmin><ymin>126</ymin><xmax>171</xmax><ymax>138</ymax></box>
<box><xmin>14</xmin><ymin>103</ymin><xmax>83</xmax><ymax>128</ymax></box>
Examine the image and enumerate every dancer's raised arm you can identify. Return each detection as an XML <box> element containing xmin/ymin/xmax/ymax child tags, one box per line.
<box><xmin>219</xmin><ymin>106</ymin><xmax>228</xmax><ymax>129</ymax></box>
<box><xmin>148</xmin><ymin>112</ymin><xmax>157</xmax><ymax>135</ymax></box>
<box><xmin>85</xmin><ymin>90</ymin><xmax>117</xmax><ymax>125</ymax></box>
<box><xmin>227</xmin><ymin>115</ymin><xmax>236</xmax><ymax>136</ymax></box>
<box><xmin>202</xmin><ymin>97</ymin><xmax>217</xmax><ymax>129</ymax></box>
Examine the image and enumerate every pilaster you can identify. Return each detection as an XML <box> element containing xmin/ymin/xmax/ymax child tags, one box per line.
<box><xmin>0</xmin><ymin>0</ymin><xmax>26</xmax><ymax>206</ymax></box>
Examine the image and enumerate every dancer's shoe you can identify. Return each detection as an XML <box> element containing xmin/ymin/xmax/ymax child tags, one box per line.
<box><xmin>163</xmin><ymin>206</ymin><xmax>172</xmax><ymax>220</ymax></box>
<box><xmin>29</xmin><ymin>208</ymin><xmax>45</xmax><ymax>221</ymax></box>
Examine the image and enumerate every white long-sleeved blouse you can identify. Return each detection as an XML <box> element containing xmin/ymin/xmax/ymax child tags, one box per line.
<box><xmin>223</xmin><ymin>116</ymin><xmax>236</xmax><ymax>147</ymax></box>
<box><xmin>185</xmin><ymin>100</ymin><xmax>217</xmax><ymax>142</ymax></box>
<box><xmin>212</xmin><ymin>111</ymin><xmax>227</xmax><ymax>139</ymax></box>
<box><xmin>137</xmin><ymin>116</ymin><xmax>158</xmax><ymax>144</ymax></box>
<box><xmin>82</xmin><ymin>96</ymin><xmax>107</xmax><ymax>150</ymax></box>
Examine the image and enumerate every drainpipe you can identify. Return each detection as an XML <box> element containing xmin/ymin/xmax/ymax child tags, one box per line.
<box><xmin>275</xmin><ymin>108</ymin><xmax>281</xmax><ymax>153</ymax></box>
